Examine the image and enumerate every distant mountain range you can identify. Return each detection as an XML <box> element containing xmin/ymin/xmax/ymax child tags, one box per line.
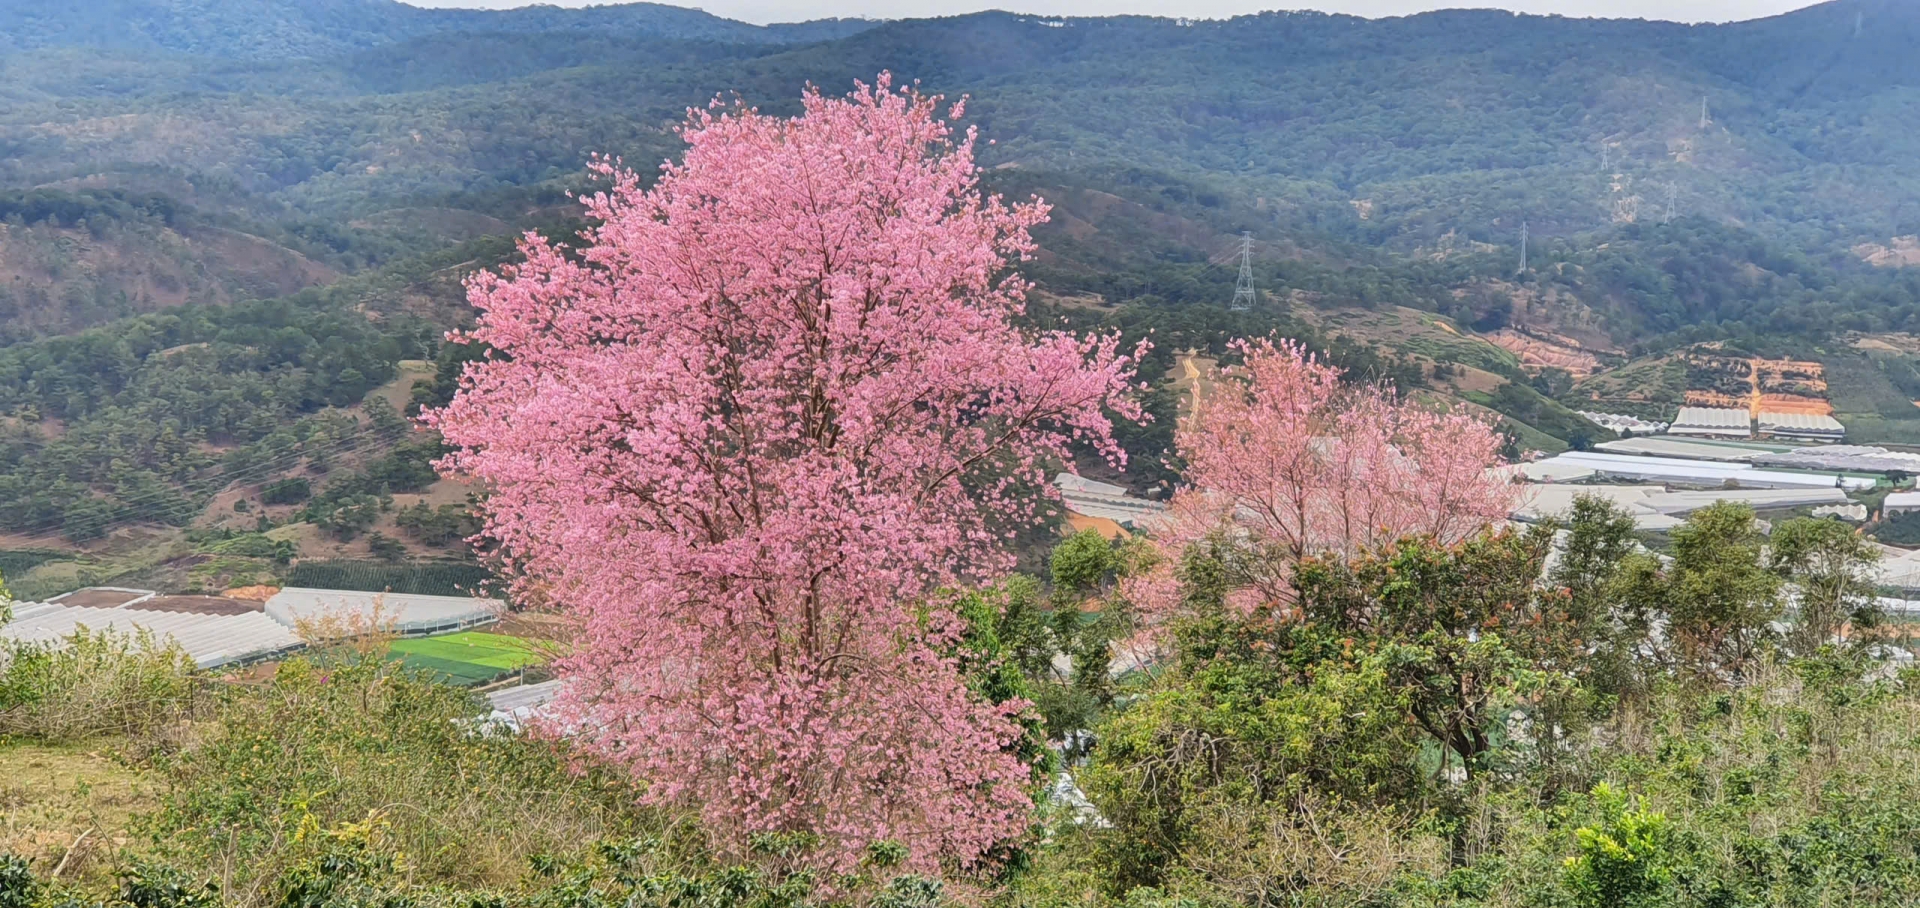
<box><xmin>5</xmin><ymin>0</ymin><xmax>1918</xmax><ymax>250</ymax></box>
<box><xmin>0</xmin><ymin>0</ymin><xmax>875</xmax><ymax>59</ymax></box>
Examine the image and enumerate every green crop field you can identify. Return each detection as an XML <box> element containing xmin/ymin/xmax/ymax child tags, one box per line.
<box><xmin>388</xmin><ymin>632</ymin><xmax>543</xmax><ymax>687</ymax></box>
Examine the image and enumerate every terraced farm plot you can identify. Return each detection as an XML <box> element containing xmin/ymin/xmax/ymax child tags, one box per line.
<box><xmin>389</xmin><ymin>631</ymin><xmax>543</xmax><ymax>686</ymax></box>
<box><xmin>1484</xmin><ymin>328</ymin><xmax>1604</xmax><ymax>377</ymax></box>
<box><xmin>1298</xmin><ymin>306</ymin><xmax>1521</xmax><ymax>374</ymax></box>
<box><xmin>1572</xmin><ymin>356</ymin><xmax>1687</xmax><ymax>418</ymax></box>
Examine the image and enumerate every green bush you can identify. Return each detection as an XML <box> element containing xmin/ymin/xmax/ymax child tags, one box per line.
<box><xmin>1559</xmin><ymin>785</ymin><xmax>1675</xmax><ymax>908</ymax></box>
<box><xmin>0</xmin><ymin>550</ymin><xmax>66</xmax><ymax>580</ymax></box>
<box><xmin>0</xmin><ymin>628</ymin><xmax>197</xmax><ymax>744</ymax></box>
<box><xmin>260</xmin><ymin>480</ymin><xmax>311</xmax><ymax>507</ymax></box>
<box><xmin>142</xmin><ymin>655</ymin><xmax>647</xmax><ymax>900</ymax></box>
<box><xmin>204</xmin><ymin>534</ymin><xmax>283</xmax><ymax>559</ymax></box>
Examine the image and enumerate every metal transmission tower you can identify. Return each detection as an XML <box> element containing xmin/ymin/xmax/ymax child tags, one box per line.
<box><xmin>1700</xmin><ymin>96</ymin><xmax>1712</xmax><ymax>130</ymax></box>
<box><xmin>1664</xmin><ymin>183</ymin><xmax>1679</xmax><ymax>224</ymax></box>
<box><xmin>1230</xmin><ymin>232</ymin><xmax>1256</xmax><ymax>311</ymax></box>
<box><xmin>1518</xmin><ymin>221</ymin><xmax>1529</xmax><ymax>276</ymax></box>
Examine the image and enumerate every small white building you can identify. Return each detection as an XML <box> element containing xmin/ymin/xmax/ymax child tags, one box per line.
<box><xmin>1884</xmin><ymin>491</ymin><xmax>1920</xmax><ymax>517</ymax></box>
<box><xmin>1756</xmin><ymin>411</ymin><xmax>1845</xmax><ymax>442</ymax></box>
<box><xmin>1669</xmin><ymin>407</ymin><xmax>1753</xmax><ymax>439</ymax></box>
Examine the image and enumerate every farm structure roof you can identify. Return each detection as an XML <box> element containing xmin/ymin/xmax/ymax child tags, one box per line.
<box><xmin>1579</xmin><ymin>412</ymin><xmax>1668</xmax><ymax>434</ymax></box>
<box><xmin>1752</xmin><ymin>446</ymin><xmax>1920</xmax><ymax>474</ymax></box>
<box><xmin>1593</xmin><ymin>438</ymin><xmax>1773</xmax><ymax>462</ymax></box>
<box><xmin>1876</xmin><ymin>547</ymin><xmax>1920</xmax><ymax>592</ymax></box>
<box><xmin>1501</xmin><ymin>460</ymin><xmax>1601</xmax><ymax>483</ymax></box>
<box><xmin>2</xmin><ymin>598</ymin><xmax>299</xmax><ymax>669</ymax></box>
<box><xmin>264</xmin><ymin>588</ymin><xmax>503</xmax><ymax>637</ymax></box>
<box><xmin>1513</xmin><ymin>485</ymin><xmax>1850</xmax><ymax>532</ymax></box>
<box><xmin>1670</xmin><ymin>407</ymin><xmax>1753</xmax><ymax>437</ymax></box>
<box><xmin>5</xmin><ymin>585</ymin><xmax>506</xmax><ymax>670</ymax></box>
<box><xmin>1757</xmin><ymin>411</ymin><xmax>1845</xmax><ymax>439</ymax></box>
<box><xmin>1053</xmin><ymin>473</ymin><xmax>1167</xmax><ymax>530</ymax></box>
<box><xmin>1529</xmin><ymin>451</ymin><xmax>1875</xmax><ymax>491</ymax></box>
<box><xmin>486</xmin><ymin>680</ymin><xmax>564</xmax><ymax>730</ymax></box>
<box><xmin>1884</xmin><ymin>491</ymin><xmax>1920</xmax><ymax>514</ymax></box>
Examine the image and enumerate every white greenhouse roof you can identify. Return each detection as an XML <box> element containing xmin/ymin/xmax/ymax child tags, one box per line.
<box><xmin>1755</xmin><ymin>446</ymin><xmax>1920</xmax><ymax>474</ymax></box>
<box><xmin>6</xmin><ymin>585</ymin><xmax>512</xmax><ymax>672</ymax></box>
<box><xmin>1578</xmin><ymin>412</ymin><xmax>1668</xmax><ymax>433</ymax></box>
<box><xmin>1516</xmin><ymin>460</ymin><xmax>1600</xmax><ymax>483</ymax></box>
<box><xmin>1674</xmin><ymin>407</ymin><xmax>1752</xmax><ymax>429</ymax></box>
<box><xmin>264</xmin><ymin>588</ymin><xmax>503</xmax><ymax>637</ymax></box>
<box><xmin>1595</xmin><ymin>437</ymin><xmax>1765</xmax><ymax>462</ymax></box>
<box><xmin>1757</xmin><ymin>412</ymin><xmax>1845</xmax><ymax>432</ymax></box>
<box><xmin>1877</xmin><ymin>547</ymin><xmax>1920</xmax><ymax>592</ymax></box>
<box><xmin>1053</xmin><ymin>473</ymin><xmax>1168</xmax><ymax>528</ymax></box>
<box><xmin>486</xmin><ymin>680</ymin><xmax>565</xmax><ymax>731</ymax></box>
<box><xmin>1530</xmin><ymin>451</ymin><xmax>1874</xmax><ymax>491</ymax></box>
<box><xmin>1883</xmin><ymin>491</ymin><xmax>1920</xmax><ymax>511</ymax></box>
<box><xmin>1</xmin><ymin>603</ymin><xmax>302</xmax><ymax>670</ymax></box>
<box><xmin>1514</xmin><ymin>485</ymin><xmax>1848</xmax><ymax>531</ymax></box>
<box><xmin>1641</xmin><ymin>488</ymin><xmax>1851</xmax><ymax>513</ymax></box>
<box><xmin>1053</xmin><ymin>473</ymin><xmax>1131</xmax><ymax>497</ymax></box>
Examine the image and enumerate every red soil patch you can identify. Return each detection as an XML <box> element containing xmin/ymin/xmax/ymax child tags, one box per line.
<box><xmin>126</xmin><ymin>595</ymin><xmax>264</xmax><ymax>616</ymax></box>
<box><xmin>53</xmin><ymin>589</ymin><xmax>148</xmax><ymax>608</ymax></box>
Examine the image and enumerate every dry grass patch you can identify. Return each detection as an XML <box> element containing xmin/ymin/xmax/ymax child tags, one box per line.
<box><xmin>0</xmin><ymin>742</ymin><xmax>157</xmax><ymax>885</ymax></box>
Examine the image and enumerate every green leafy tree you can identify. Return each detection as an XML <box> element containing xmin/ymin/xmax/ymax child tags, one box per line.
<box><xmin>1549</xmin><ymin>495</ymin><xmax>1652</xmax><ymax>702</ymax></box>
<box><xmin>1084</xmin><ymin>621</ymin><xmax>1425</xmax><ymax>894</ymax></box>
<box><xmin>1769</xmin><ymin>517</ymin><xmax>1883</xmax><ymax>658</ymax></box>
<box><xmin>1293</xmin><ymin>527</ymin><xmax>1574</xmax><ymax>780</ymax></box>
<box><xmin>1616</xmin><ymin>503</ymin><xmax>1782</xmax><ymax>682</ymax></box>
<box><xmin>365</xmin><ymin>532</ymin><xmax>407</xmax><ymax>563</ymax></box>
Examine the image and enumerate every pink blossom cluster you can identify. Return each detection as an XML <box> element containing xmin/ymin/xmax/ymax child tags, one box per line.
<box><xmin>1148</xmin><ymin>338</ymin><xmax>1517</xmax><ymax>613</ymax></box>
<box><xmin>429</xmin><ymin>75</ymin><xmax>1142</xmax><ymax>872</ymax></box>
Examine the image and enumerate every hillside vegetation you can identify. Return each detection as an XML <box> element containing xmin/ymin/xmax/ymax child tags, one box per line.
<box><xmin>10</xmin><ymin>11</ymin><xmax>1920</xmax><ymax>907</ymax></box>
<box><xmin>4</xmin><ymin>0</ymin><xmax>1920</xmax><ymax>553</ymax></box>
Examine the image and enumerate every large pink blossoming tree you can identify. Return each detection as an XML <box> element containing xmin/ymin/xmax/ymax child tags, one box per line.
<box><xmin>1146</xmin><ymin>338</ymin><xmax>1517</xmax><ymax>614</ymax></box>
<box><xmin>429</xmin><ymin>76</ymin><xmax>1142</xmax><ymax>872</ymax></box>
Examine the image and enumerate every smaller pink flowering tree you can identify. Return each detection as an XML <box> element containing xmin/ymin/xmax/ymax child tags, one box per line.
<box><xmin>1150</xmin><ymin>337</ymin><xmax>1517</xmax><ymax>614</ymax></box>
<box><xmin>430</xmin><ymin>75</ymin><xmax>1142</xmax><ymax>873</ymax></box>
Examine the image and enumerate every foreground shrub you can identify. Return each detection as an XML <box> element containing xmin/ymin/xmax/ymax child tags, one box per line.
<box><xmin>140</xmin><ymin>655</ymin><xmax>648</xmax><ymax>905</ymax></box>
<box><xmin>1057</xmin><ymin>645</ymin><xmax>1920</xmax><ymax>908</ymax></box>
<box><xmin>0</xmin><ymin>628</ymin><xmax>197</xmax><ymax>744</ymax></box>
<box><xmin>2</xmin><ymin>833</ymin><xmax>954</xmax><ymax>908</ymax></box>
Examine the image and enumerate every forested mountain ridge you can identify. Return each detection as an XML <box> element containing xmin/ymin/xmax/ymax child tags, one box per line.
<box><xmin>0</xmin><ymin>0</ymin><xmax>874</xmax><ymax>59</ymax></box>
<box><xmin>6</xmin><ymin>1</ymin><xmax>1918</xmax><ymax>247</ymax></box>
<box><xmin>0</xmin><ymin>188</ymin><xmax>339</xmax><ymax>342</ymax></box>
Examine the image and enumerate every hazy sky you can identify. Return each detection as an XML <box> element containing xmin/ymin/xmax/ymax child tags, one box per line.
<box><xmin>402</xmin><ymin>0</ymin><xmax>1819</xmax><ymax>28</ymax></box>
